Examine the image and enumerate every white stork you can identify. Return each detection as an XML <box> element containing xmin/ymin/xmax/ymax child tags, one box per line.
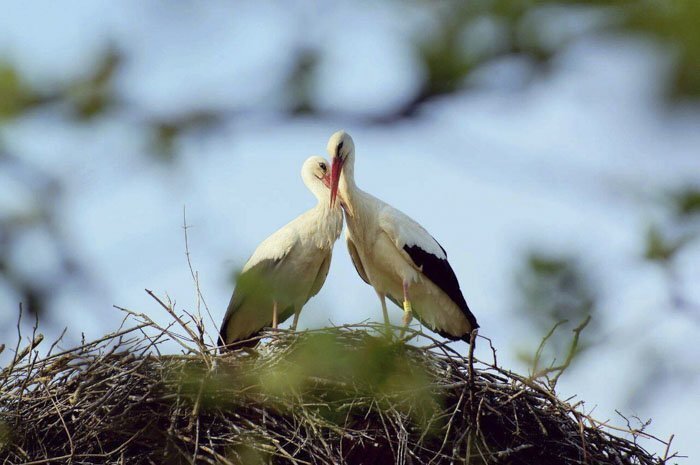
<box><xmin>219</xmin><ymin>156</ymin><xmax>343</xmax><ymax>350</ymax></box>
<box><xmin>327</xmin><ymin>131</ymin><xmax>479</xmax><ymax>342</ymax></box>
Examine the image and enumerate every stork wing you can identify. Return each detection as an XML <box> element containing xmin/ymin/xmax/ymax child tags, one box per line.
<box><xmin>219</xmin><ymin>258</ymin><xmax>279</xmax><ymax>349</ymax></box>
<box><xmin>378</xmin><ymin>206</ymin><xmax>447</xmax><ymax>261</ymax></box>
<box><xmin>219</xmin><ymin>232</ymin><xmax>300</xmax><ymax>350</ymax></box>
<box><xmin>307</xmin><ymin>251</ymin><xmax>333</xmax><ymax>301</ymax></box>
<box><xmin>378</xmin><ymin>207</ymin><xmax>479</xmax><ymax>331</ymax></box>
<box><xmin>346</xmin><ymin>236</ymin><xmax>370</xmax><ymax>285</ymax></box>
<box><xmin>241</xmin><ymin>222</ymin><xmax>298</xmax><ymax>273</ymax></box>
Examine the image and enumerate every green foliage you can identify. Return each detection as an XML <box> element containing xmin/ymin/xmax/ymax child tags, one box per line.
<box><xmin>625</xmin><ymin>0</ymin><xmax>700</xmax><ymax>99</ymax></box>
<box><xmin>412</xmin><ymin>0</ymin><xmax>700</xmax><ymax>102</ymax></box>
<box><xmin>0</xmin><ymin>51</ymin><xmax>118</xmax><ymax>121</ymax></box>
<box><xmin>177</xmin><ymin>330</ymin><xmax>440</xmax><ymax>430</ymax></box>
<box><xmin>417</xmin><ymin>10</ymin><xmax>476</xmax><ymax>98</ymax></box>
<box><xmin>0</xmin><ymin>0</ymin><xmax>697</xmax><ymax>131</ymax></box>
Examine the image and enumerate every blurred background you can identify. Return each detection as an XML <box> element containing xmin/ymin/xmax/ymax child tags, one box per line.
<box><xmin>1</xmin><ymin>0</ymin><xmax>698</xmax><ymax>459</ymax></box>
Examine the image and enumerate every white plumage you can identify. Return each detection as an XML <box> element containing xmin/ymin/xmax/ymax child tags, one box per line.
<box><xmin>219</xmin><ymin>156</ymin><xmax>343</xmax><ymax>349</ymax></box>
<box><xmin>328</xmin><ymin>131</ymin><xmax>479</xmax><ymax>341</ymax></box>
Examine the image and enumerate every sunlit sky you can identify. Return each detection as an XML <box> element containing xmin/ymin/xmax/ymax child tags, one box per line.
<box><xmin>1</xmin><ymin>0</ymin><xmax>699</xmax><ymax>459</ymax></box>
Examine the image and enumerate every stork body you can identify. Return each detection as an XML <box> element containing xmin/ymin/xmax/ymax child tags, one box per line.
<box><xmin>328</xmin><ymin>131</ymin><xmax>478</xmax><ymax>341</ymax></box>
<box><xmin>219</xmin><ymin>156</ymin><xmax>343</xmax><ymax>350</ymax></box>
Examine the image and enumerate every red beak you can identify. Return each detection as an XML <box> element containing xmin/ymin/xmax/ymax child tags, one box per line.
<box><xmin>330</xmin><ymin>156</ymin><xmax>343</xmax><ymax>208</ymax></box>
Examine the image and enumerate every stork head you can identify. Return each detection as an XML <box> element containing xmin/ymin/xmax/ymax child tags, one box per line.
<box><xmin>327</xmin><ymin>130</ymin><xmax>354</xmax><ymax>208</ymax></box>
<box><xmin>301</xmin><ymin>155</ymin><xmax>332</xmax><ymax>199</ymax></box>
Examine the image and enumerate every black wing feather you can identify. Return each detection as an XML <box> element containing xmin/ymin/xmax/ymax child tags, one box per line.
<box><xmin>403</xmin><ymin>243</ymin><xmax>479</xmax><ymax>338</ymax></box>
<box><xmin>385</xmin><ymin>294</ymin><xmax>469</xmax><ymax>342</ymax></box>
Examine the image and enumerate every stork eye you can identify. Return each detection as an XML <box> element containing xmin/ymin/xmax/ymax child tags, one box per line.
<box><xmin>337</xmin><ymin>141</ymin><xmax>344</xmax><ymax>153</ymax></box>
<box><xmin>319</xmin><ymin>162</ymin><xmax>327</xmax><ymax>171</ymax></box>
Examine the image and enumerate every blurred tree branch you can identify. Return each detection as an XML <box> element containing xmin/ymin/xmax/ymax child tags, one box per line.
<box><xmin>0</xmin><ymin>150</ymin><xmax>87</xmax><ymax>318</ymax></box>
<box><xmin>2</xmin><ymin>1</ymin><xmax>698</xmax><ymax>132</ymax></box>
<box><xmin>515</xmin><ymin>251</ymin><xmax>599</xmax><ymax>372</ymax></box>
<box><xmin>645</xmin><ymin>186</ymin><xmax>700</xmax><ymax>318</ymax></box>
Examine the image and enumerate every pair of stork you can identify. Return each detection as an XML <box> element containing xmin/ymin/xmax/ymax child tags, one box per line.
<box><xmin>219</xmin><ymin>131</ymin><xmax>479</xmax><ymax>350</ymax></box>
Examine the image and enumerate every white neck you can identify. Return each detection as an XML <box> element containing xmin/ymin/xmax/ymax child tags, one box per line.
<box><xmin>339</xmin><ymin>151</ymin><xmax>360</xmax><ymax>208</ymax></box>
<box><xmin>302</xmin><ymin>172</ymin><xmax>331</xmax><ymax>205</ymax></box>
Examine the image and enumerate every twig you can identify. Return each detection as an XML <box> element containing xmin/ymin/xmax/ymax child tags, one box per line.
<box><xmin>182</xmin><ymin>206</ymin><xmax>217</xmax><ymax>347</ymax></box>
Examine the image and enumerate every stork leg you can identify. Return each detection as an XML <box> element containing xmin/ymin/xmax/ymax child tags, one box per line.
<box><xmin>291</xmin><ymin>308</ymin><xmax>301</xmax><ymax>331</ymax></box>
<box><xmin>272</xmin><ymin>301</ymin><xmax>279</xmax><ymax>330</ymax></box>
<box><xmin>399</xmin><ymin>281</ymin><xmax>413</xmax><ymax>339</ymax></box>
<box><xmin>376</xmin><ymin>291</ymin><xmax>391</xmax><ymax>337</ymax></box>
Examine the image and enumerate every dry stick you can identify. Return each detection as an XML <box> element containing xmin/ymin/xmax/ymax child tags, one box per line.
<box><xmin>175</xmin><ymin>435</ymin><xmax>237</xmax><ymax>465</ymax></box>
<box><xmin>11</xmin><ymin>334</ymin><xmax>44</xmax><ymax>369</ymax></box>
<box><xmin>19</xmin><ymin>455</ymin><xmax>74</xmax><ymax>465</ymax></box>
<box><xmin>468</xmin><ymin>328</ymin><xmax>477</xmax><ymax>384</ymax></box>
<box><xmin>45</xmin><ymin>327</ymin><xmax>68</xmax><ymax>358</ymax></box>
<box><xmin>42</xmin><ymin>382</ymin><xmax>75</xmax><ymax>462</ymax></box>
<box><xmin>145</xmin><ymin>289</ymin><xmax>208</xmax><ymax>356</ymax></box>
<box><xmin>114</xmin><ymin>305</ymin><xmax>196</xmax><ymax>355</ymax></box>
<box><xmin>0</xmin><ymin>305</ymin><xmax>27</xmax><ymax>389</ymax></box>
<box><xmin>477</xmin><ymin>334</ymin><xmax>498</xmax><ymax>367</ymax></box>
<box><xmin>182</xmin><ymin>206</ymin><xmax>217</xmax><ymax>347</ymax></box>
<box><xmin>12</xmin><ymin>321</ymin><xmax>152</xmax><ymax>372</ymax></box>
<box><xmin>662</xmin><ymin>434</ymin><xmax>675</xmax><ymax>463</ymax></box>
<box><xmin>493</xmin><ymin>444</ymin><xmax>534</xmax><ymax>458</ymax></box>
<box><xmin>430</xmin><ymin>389</ymin><xmax>465</xmax><ymax>464</ymax></box>
<box><xmin>574</xmin><ymin>411</ymin><xmax>590</xmax><ymax>465</ymax></box>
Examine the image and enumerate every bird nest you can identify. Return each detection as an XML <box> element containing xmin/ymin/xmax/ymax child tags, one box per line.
<box><xmin>0</xmin><ymin>307</ymin><xmax>677</xmax><ymax>465</ymax></box>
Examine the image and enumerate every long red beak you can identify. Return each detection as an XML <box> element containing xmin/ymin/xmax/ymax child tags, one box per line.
<box><xmin>330</xmin><ymin>156</ymin><xmax>343</xmax><ymax>208</ymax></box>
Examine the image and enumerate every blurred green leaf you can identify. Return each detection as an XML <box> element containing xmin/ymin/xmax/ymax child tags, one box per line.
<box><xmin>152</xmin><ymin>122</ymin><xmax>180</xmax><ymax>159</ymax></box>
<box><xmin>287</xmin><ymin>50</ymin><xmax>318</xmax><ymax>115</ymax></box>
<box><xmin>68</xmin><ymin>50</ymin><xmax>120</xmax><ymax>119</ymax></box>
<box><xmin>0</xmin><ymin>63</ymin><xmax>36</xmax><ymax>119</ymax></box>
<box><xmin>149</xmin><ymin>112</ymin><xmax>219</xmax><ymax>160</ymax></box>
<box><xmin>643</xmin><ymin>225</ymin><xmax>689</xmax><ymax>263</ymax></box>
<box><xmin>183</xmin><ymin>330</ymin><xmax>440</xmax><ymax>429</ymax></box>
<box><xmin>673</xmin><ymin>187</ymin><xmax>700</xmax><ymax>218</ymax></box>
